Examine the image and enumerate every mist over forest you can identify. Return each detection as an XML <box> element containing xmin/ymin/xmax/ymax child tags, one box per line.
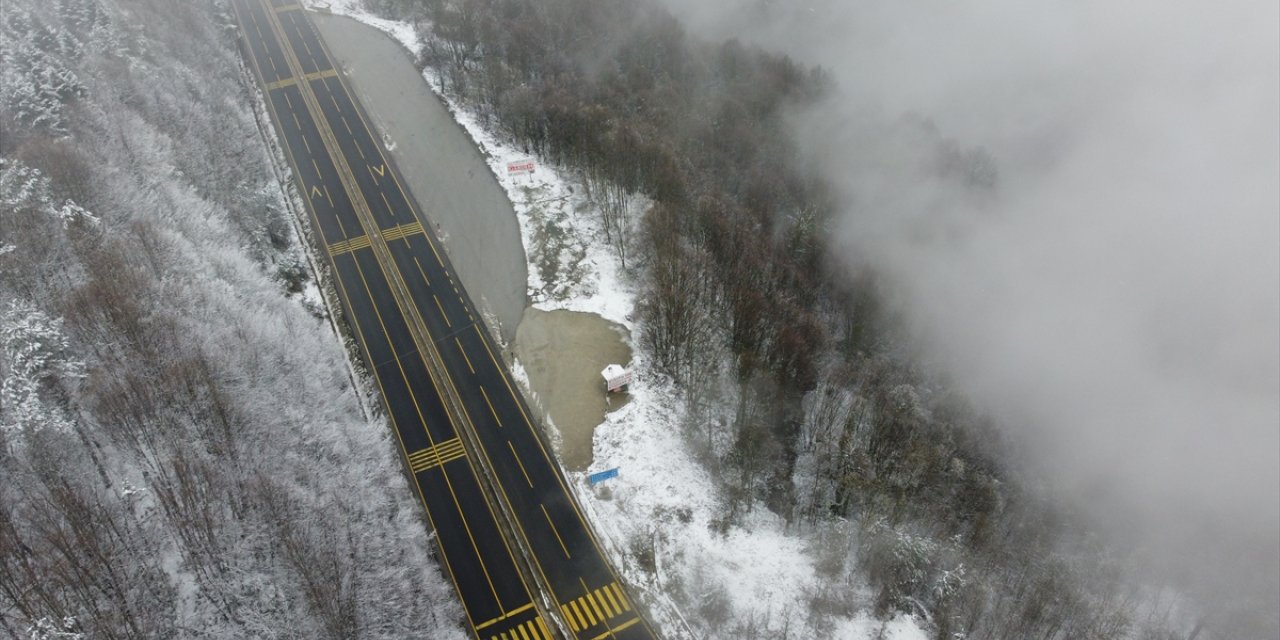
<box><xmin>669</xmin><ymin>0</ymin><xmax>1280</xmax><ymax>625</ymax></box>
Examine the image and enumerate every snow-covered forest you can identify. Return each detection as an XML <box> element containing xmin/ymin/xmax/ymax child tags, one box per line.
<box><xmin>0</xmin><ymin>1</ymin><xmax>466</xmax><ymax>637</ymax></box>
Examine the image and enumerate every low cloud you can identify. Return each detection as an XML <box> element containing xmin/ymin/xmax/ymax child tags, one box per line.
<box><xmin>667</xmin><ymin>0</ymin><xmax>1279</xmax><ymax>624</ymax></box>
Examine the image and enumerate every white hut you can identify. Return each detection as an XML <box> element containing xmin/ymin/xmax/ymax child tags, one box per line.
<box><xmin>601</xmin><ymin>364</ymin><xmax>632</xmax><ymax>393</ymax></box>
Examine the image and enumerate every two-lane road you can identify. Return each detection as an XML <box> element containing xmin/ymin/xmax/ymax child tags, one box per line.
<box><xmin>232</xmin><ymin>2</ymin><xmax>656</xmax><ymax>639</ymax></box>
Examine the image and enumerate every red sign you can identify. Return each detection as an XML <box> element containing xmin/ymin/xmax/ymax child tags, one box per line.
<box><xmin>506</xmin><ymin>159</ymin><xmax>536</xmax><ymax>175</ymax></box>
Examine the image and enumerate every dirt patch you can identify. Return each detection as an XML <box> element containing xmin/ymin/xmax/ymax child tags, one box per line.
<box><xmin>514</xmin><ymin>309</ymin><xmax>631</xmax><ymax>471</ymax></box>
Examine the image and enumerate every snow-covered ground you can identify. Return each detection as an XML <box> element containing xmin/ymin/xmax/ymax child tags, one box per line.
<box><xmin>303</xmin><ymin>2</ymin><xmax>927</xmax><ymax>638</ymax></box>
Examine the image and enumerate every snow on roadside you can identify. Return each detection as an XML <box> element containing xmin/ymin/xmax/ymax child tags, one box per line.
<box><xmin>835</xmin><ymin>614</ymin><xmax>940</xmax><ymax>640</ymax></box>
<box><xmin>305</xmin><ymin>1</ymin><xmax>422</xmax><ymax>57</ymax></box>
<box><xmin>300</xmin><ymin>3</ymin><xmax>928</xmax><ymax>638</ymax></box>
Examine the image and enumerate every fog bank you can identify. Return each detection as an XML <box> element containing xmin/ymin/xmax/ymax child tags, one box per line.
<box><xmin>665</xmin><ymin>0</ymin><xmax>1279</xmax><ymax>627</ymax></box>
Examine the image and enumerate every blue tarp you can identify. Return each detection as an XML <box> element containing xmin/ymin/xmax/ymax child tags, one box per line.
<box><xmin>587</xmin><ymin>467</ymin><xmax>619</xmax><ymax>485</ymax></box>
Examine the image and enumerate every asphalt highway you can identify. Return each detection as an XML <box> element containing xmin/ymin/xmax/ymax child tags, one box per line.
<box><xmin>231</xmin><ymin>2</ymin><xmax>657</xmax><ymax>639</ymax></box>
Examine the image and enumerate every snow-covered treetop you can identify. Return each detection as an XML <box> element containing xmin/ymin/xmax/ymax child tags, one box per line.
<box><xmin>0</xmin><ymin>159</ymin><xmax>99</xmax><ymax>228</ymax></box>
<box><xmin>0</xmin><ymin>298</ymin><xmax>85</xmax><ymax>444</ymax></box>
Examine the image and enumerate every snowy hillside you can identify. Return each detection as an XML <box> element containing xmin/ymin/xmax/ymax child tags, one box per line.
<box><xmin>0</xmin><ymin>1</ymin><xmax>464</xmax><ymax>637</ymax></box>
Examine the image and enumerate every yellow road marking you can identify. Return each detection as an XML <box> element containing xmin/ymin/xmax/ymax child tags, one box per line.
<box><xmin>425</xmin><ymin>224</ymin><xmax>446</xmax><ymax>266</ymax></box>
<box><xmin>585</xmin><ymin>590</ymin><xmax>606</xmax><ymax>623</ymax></box>
<box><xmin>594</xmin><ymin>589</ymin><xmax>614</xmax><ymax>617</ymax></box>
<box><xmin>481</xmin><ymin>386</ymin><xmax>502</xmax><ymax>427</ymax></box>
<box><xmin>541</xmin><ymin>504</ymin><xmax>571</xmax><ymax>560</ymax></box>
<box><xmin>508</xmin><ymin>441</ymin><xmax>533</xmax><ymax>488</ymax></box>
<box><xmin>406</xmin><ymin>437</ymin><xmax>466</xmax><ymax>473</ymax></box>
<box><xmin>305</xmin><ymin>69</ymin><xmax>338</xmax><ymax>81</ymax></box>
<box><xmin>332</xmin><ymin>203</ymin><xmax>350</xmax><ymax>236</ymax></box>
<box><xmin>611</xmin><ymin>583</ymin><xmax>631</xmax><ymax>611</ymax></box>
<box><xmin>569</xmin><ymin>601</ymin><xmax>588</xmax><ymax>630</ymax></box>
<box><xmin>326</xmin><ymin>235</ymin><xmax>371</xmax><ymax>256</ymax></box>
<box><xmin>266</xmin><ymin>77</ymin><xmax>296</xmax><ymax>90</ymax></box>
<box><xmin>434</xmin><ymin>295</ymin><xmax>451</xmax><ymax>327</ymax></box>
<box><xmin>475</xmin><ymin>603</ymin><xmax>534</xmax><ymax>630</ymax></box>
<box><xmin>274</xmin><ymin>3</ymin><xmax>301</xmax><ymax>12</ymax></box>
<box><xmin>379</xmin><ymin>191</ymin><xmax>395</xmax><ymax>219</ymax></box>
<box><xmin>412</xmin><ymin>256</ymin><xmax>431</xmax><ymax>286</ymax></box>
<box><xmin>600</xmin><ymin>583</ymin><xmax>622</xmax><ymax>615</ymax></box>
<box><xmin>380</xmin><ymin>220</ymin><xmax>424</xmax><ymax>242</ymax></box>
<box><xmin>577</xmin><ymin>578</ymin><xmax>620</xmax><ymax>635</ymax></box>
<box><xmin>578</xmin><ymin>595</ymin><xmax>597</xmax><ymax>626</ymax></box>
<box><xmin>590</xmin><ymin>617</ymin><xmax>640</xmax><ymax>640</ymax></box>
<box><xmin>517</xmin><ymin>624</ymin><xmax>532</xmax><ymax>640</ymax></box>
<box><xmin>536</xmin><ymin>617</ymin><xmax>551</xmax><ymax>639</ymax></box>
<box><xmin>507</xmin><ymin>603</ymin><xmax>534</xmax><ymax>617</ymax></box>
<box><xmin>560</xmin><ymin>604</ymin><xmax>580</xmax><ymax>632</ymax></box>
<box><xmin>287</xmin><ymin>12</ymin><xmax>317</xmax><ymax>60</ymax></box>
<box><xmin>309</xmin><ymin>185</ymin><xmax>324</xmax><ymax>200</ymax></box>
<box><xmin>456</xmin><ymin>337</ymin><xmax>475</xmax><ymax>374</ymax></box>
